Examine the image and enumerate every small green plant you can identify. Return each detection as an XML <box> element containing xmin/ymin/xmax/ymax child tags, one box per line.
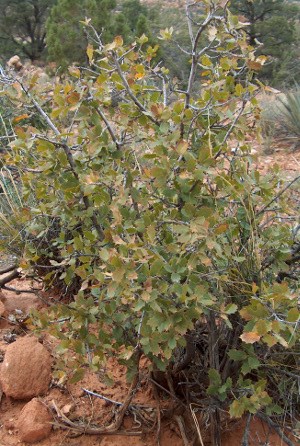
<box><xmin>0</xmin><ymin>1</ymin><xmax>299</xmax><ymax>443</ymax></box>
<box><xmin>277</xmin><ymin>85</ymin><xmax>300</xmax><ymax>149</ymax></box>
<box><xmin>0</xmin><ymin>167</ymin><xmax>25</xmax><ymax>258</ymax></box>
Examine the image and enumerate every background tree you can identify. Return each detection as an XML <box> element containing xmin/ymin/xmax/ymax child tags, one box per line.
<box><xmin>46</xmin><ymin>0</ymin><xmax>156</xmax><ymax>70</ymax></box>
<box><xmin>230</xmin><ymin>0</ymin><xmax>300</xmax><ymax>86</ymax></box>
<box><xmin>118</xmin><ymin>0</ymin><xmax>148</xmax><ymax>36</ymax></box>
<box><xmin>0</xmin><ymin>0</ymin><xmax>55</xmax><ymax>63</ymax></box>
<box><xmin>46</xmin><ymin>0</ymin><xmax>117</xmax><ymax>69</ymax></box>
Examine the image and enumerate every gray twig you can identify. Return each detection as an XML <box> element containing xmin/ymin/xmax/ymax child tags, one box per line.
<box><xmin>82</xmin><ymin>388</ymin><xmax>123</xmax><ymax>406</ymax></box>
<box><xmin>241</xmin><ymin>414</ymin><xmax>251</xmax><ymax>446</ymax></box>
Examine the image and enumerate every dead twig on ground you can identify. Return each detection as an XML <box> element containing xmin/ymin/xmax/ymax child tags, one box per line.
<box><xmin>190</xmin><ymin>404</ymin><xmax>205</xmax><ymax>446</ymax></box>
<box><xmin>174</xmin><ymin>415</ymin><xmax>191</xmax><ymax>446</ymax></box>
<box><xmin>256</xmin><ymin>413</ymin><xmax>295</xmax><ymax>446</ymax></box>
<box><xmin>51</xmin><ymin>400</ymin><xmax>143</xmax><ymax>435</ymax></box>
<box><xmin>0</xmin><ymin>263</ymin><xmax>17</xmax><ymax>274</ymax></box>
<box><xmin>150</xmin><ymin>375</ymin><xmax>162</xmax><ymax>446</ymax></box>
<box><xmin>0</xmin><ymin>269</ymin><xmax>21</xmax><ymax>287</ymax></box>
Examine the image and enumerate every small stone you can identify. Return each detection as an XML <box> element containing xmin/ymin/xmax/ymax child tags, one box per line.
<box><xmin>61</xmin><ymin>403</ymin><xmax>74</xmax><ymax>415</ymax></box>
<box><xmin>17</xmin><ymin>398</ymin><xmax>52</xmax><ymax>443</ymax></box>
<box><xmin>0</xmin><ymin>336</ymin><xmax>52</xmax><ymax>399</ymax></box>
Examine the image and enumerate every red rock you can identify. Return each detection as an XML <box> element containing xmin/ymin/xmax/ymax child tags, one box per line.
<box><xmin>0</xmin><ymin>300</ymin><xmax>6</xmax><ymax>317</ymax></box>
<box><xmin>0</xmin><ymin>336</ymin><xmax>52</xmax><ymax>399</ymax></box>
<box><xmin>17</xmin><ymin>398</ymin><xmax>52</xmax><ymax>443</ymax></box>
<box><xmin>0</xmin><ymin>296</ymin><xmax>9</xmax><ymax>329</ymax></box>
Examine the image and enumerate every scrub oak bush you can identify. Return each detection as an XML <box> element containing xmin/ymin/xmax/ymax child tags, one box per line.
<box><xmin>1</xmin><ymin>0</ymin><xmax>299</xmax><ymax>437</ymax></box>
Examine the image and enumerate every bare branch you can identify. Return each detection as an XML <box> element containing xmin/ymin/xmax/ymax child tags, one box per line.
<box><xmin>214</xmin><ymin>98</ymin><xmax>248</xmax><ymax>159</ymax></box>
<box><xmin>93</xmin><ymin>106</ymin><xmax>122</xmax><ymax>149</ymax></box>
<box><xmin>112</xmin><ymin>52</ymin><xmax>160</xmax><ymax>126</ymax></box>
<box><xmin>257</xmin><ymin>175</ymin><xmax>300</xmax><ymax>216</ymax></box>
<box><xmin>241</xmin><ymin>414</ymin><xmax>251</xmax><ymax>446</ymax></box>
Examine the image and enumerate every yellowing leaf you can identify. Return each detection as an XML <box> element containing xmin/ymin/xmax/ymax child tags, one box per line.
<box><xmin>86</xmin><ymin>44</ymin><xmax>94</xmax><ymax>64</ymax></box>
<box><xmin>239</xmin><ymin>307</ymin><xmax>253</xmax><ymax>321</ymax></box>
<box><xmin>13</xmin><ymin>114</ymin><xmax>29</xmax><ymax>123</ymax></box>
<box><xmin>287</xmin><ymin>308</ymin><xmax>299</xmax><ymax>323</ymax></box>
<box><xmin>128</xmin><ymin>271</ymin><xmax>138</xmax><ymax>280</ymax></box>
<box><xmin>176</xmin><ymin>140</ymin><xmax>189</xmax><ymax>155</ymax></box>
<box><xmin>159</xmin><ymin>27</ymin><xmax>173</xmax><ymax>40</ymax></box>
<box><xmin>235</xmin><ymin>83</ymin><xmax>244</xmax><ymax>96</ymax></box>
<box><xmin>112</xmin><ymin>234</ymin><xmax>126</xmax><ymax>245</ymax></box>
<box><xmin>141</xmin><ymin>291</ymin><xmax>151</xmax><ymax>302</ymax></box>
<box><xmin>273</xmin><ymin>333</ymin><xmax>288</xmax><ymax>348</ymax></box>
<box><xmin>247</xmin><ymin>60</ymin><xmax>263</xmax><ymax>71</ymax></box>
<box><xmin>262</xmin><ymin>334</ymin><xmax>277</xmax><ymax>348</ymax></box>
<box><xmin>67</xmin><ymin>91</ymin><xmax>80</xmax><ymax>105</ymax></box>
<box><xmin>134</xmin><ymin>64</ymin><xmax>146</xmax><ymax>79</ymax></box>
<box><xmin>112</xmin><ymin>267</ymin><xmax>125</xmax><ymax>283</ymax></box>
<box><xmin>254</xmin><ymin>320</ymin><xmax>270</xmax><ymax>336</ymax></box>
<box><xmin>240</xmin><ymin>331</ymin><xmax>261</xmax><ymax>344</ymax></box>
<box><xmin>114</xmin><ymin>35</ymin><xmax>123</xmax><ymax>47</ymax></box>
<box><xmin>215</xmin><ymin>223</ymin><xmax>228</xmax><ymax>234</ymax></box>
<box><xmin>68</xmin><ymin>67</ymin><xmax>81</xmax><ymax>78</ymax></box>
<box><xmin>201</xmin><ymin>54</ymin><xmax>212</xmax><ymax>67</ymax></box>
<box><xmin>229</xmin><ymin>399</ymin><xmax>246</xmax><ymax>418</ymax></box>
<box><xmin>137</xmin><ymin>34</ymin><xmax>148</xmax><ymax>45</ymax></box>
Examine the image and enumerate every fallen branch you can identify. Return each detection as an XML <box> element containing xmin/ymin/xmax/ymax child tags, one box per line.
<box><xmin>0</xmin><ymin>269</ymin><xmax>21</xmax><ymax>287</ymax></box>
<box><xmin>2</xmin><ymin>284</ymin><xmax>43</xmax><ymax>294</ymax></box>
<box><xmin>0</xmin><ymin>263</ymin><xmax>18</xmax><ymax>274</ymax></box>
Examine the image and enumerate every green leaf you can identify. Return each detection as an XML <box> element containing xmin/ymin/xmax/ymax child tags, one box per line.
<box><xmin>171</xmin><ymin>272</ymin><xmax>181</xmax><ymax>283</ymax></box>
<box><xmin>228</xmin><ymin>349</ymin><xmax>247</xmax><ymax>361</ymax></box>
<box><xmin>229</xmin><ymin>399</ymin><xmax>246</xmax><ymax>418</ymax></box>
<box><xmin>287</xmin><ymin>308</ymin><xmax>299</xmax><ymax>323</ymax></box>
<box><xmin>224</xmin><ymin>303</ymin><xmax>238</xmax><ymax>315</ymax></box>
<box><xmin>69</xmin><ymin>368</ymin><xmax>85</xmax><ymax>383</ymax></box>
<box><xmin>201</xmin><ymin>54</ymin><xmax>212</xmax><ymax>67</ymax></box>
